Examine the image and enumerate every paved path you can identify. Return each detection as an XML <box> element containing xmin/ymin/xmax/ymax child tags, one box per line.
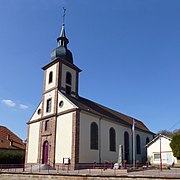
<box><xmin>1</xmin><ymin>167</ymin><xmax>180</xmax><ymax>178</ymax></box>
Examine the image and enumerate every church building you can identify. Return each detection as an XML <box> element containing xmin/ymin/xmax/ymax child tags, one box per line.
<box><xmin>25</xmin><ymin>17</ymin><xmax>154</xmax><ymax>169</ymax></box>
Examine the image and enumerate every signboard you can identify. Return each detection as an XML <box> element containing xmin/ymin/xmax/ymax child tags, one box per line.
<box><xmin>63</xmin><ymin>158</ymin><xmax>70</xmax><ymax>165</ymax></box>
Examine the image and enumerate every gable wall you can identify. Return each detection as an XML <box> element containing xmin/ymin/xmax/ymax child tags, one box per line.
<box><xmin>30</xmin><ymin>102</ymin><xmax>42</xmax><ymax>122</ymax></box>
<box><xmin>57</xmin><ymin>92</ymin><xmax>76</xmax><ymax>113</ymax></box>
<box><xmin>148</xmin><ymin>137</ymin><xmax>171</xmax><ymax>153</ymax></box>
<box><xmin>147</xmin><ymin>137</ymin><xmax>177</xmax><ymax>164</ymax></box>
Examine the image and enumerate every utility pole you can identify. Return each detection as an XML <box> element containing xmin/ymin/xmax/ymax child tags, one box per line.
<box><xmin>132</xmin><ymin>119</ymin><xmax>136</xmax><ymax>169</ymax></box>
<box><xmin>160</xmin><ymin>135</ymin><xmax>162</xmax><ymax>171</ymax></box>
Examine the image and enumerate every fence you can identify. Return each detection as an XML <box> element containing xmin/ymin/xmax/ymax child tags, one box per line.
<box><xmin>0</xmin><ymin>163</ymin><xmax>180</xmax><ymax>178</ymax></box>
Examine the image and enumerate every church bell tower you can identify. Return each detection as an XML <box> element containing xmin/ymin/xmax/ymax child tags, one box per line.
<box><xmin>42</xmin><ymin>18</ymin><xmax>81</xmax><ymax>99</ymax></box>
<box><xmin>33</xmin><ymin>9</ymin><xmax>81</xmax><ymax>166</ymax></box>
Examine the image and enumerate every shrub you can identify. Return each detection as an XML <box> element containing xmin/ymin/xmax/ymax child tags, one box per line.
<box><xmin>0</xmin><ymin>149</ymin><xmax>25</xmax><ymax>164</ymax></box>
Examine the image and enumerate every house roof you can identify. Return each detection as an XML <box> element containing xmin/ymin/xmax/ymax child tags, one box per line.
<box><xmin>65</xmin><ymin>94</ymin><xmax>154</xmax><ymax>134</ymax></box>
<box><xmin>145</xmin><ymin>134</ymin><xmax>172</xmax><ymax>147</ymax></box>
<box><xmin>0</xmin><ymin>125</ymin><xmax>25</xmax><ymax>150</ymax></box>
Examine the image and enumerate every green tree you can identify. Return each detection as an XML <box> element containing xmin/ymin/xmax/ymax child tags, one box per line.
<box><xmin>170</xmin><ymin>133</ymin><xmax>180</xmax><ymax>159</ymax></box>
<box><xmin>157</xmin><ymin>128</ymin><xmax>180</xmax><ymax>138</ymax></box>
<box><xmin>157</xmin><ymin>130</ymin><xmax>173</xmax><ymax>138</ymax></box>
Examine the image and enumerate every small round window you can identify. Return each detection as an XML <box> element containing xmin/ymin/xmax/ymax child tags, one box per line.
<box><xmin>37</xmin><ymin>109</ymin><xmax>41</xmax><ymax>115</ymax></box>
<box><xmin>59</xmin><ymin>101</ymin><xmax>64</xmax><ymax>108</ymax></box>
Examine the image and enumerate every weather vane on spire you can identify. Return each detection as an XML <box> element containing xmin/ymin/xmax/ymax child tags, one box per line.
<box><xmin>62</xmin><ymin>7</ymin><xmax>66</xmax><ymax>25</ymax></box>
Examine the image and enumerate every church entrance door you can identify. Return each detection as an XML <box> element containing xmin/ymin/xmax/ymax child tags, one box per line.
<box><xmin>42</xmin><ymin>141</ymin><xmax>49</xmax><ymax>164</ymax></box>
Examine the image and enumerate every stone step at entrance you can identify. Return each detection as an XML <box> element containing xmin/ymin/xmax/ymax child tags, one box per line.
<box><xmin>26</xmin><ymin>164</ymin><xmax>55</xmax><ymax>171</ymax></box>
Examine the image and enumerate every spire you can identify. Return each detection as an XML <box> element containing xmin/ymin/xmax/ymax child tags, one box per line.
<box><xmin>51</xmin><ymin>7</ymin><xmax>73</xmax><ymax>64</ymax></box>
<box><xmin>57</xmin><ymin>7</ymin><xmax>69</xmax><ymax>48</ymax></box>
<box><xmin>60</xmin><ymin>23</ymin><xmax>66</xmax><ymax>38</ymax></box>
<box><xmin>59</xmin><ymin>7</ymin><xmax>67</xmax><ymax>38</ymax></box>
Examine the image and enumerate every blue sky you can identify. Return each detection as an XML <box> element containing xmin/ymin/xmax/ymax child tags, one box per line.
<box><xmin>0</xmin><ymin>0</ymin><xmax>180</xmax><ymax>140</ymax></box>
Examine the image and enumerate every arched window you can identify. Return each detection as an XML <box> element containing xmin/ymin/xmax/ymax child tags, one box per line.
<box><xmin>136</xmin><ymin>134</ymin><xmax>141</xmax><ymax>154</ymax></box>
<box><xmin>124</xmin><ymin>131</ymin><xmax>129</xmax><ymax>162</ymax></box>
<box><xmin>90</xmin><ymin>122</ymin><xmax>98</xmax><ymax>150</ymax></box>
<box><xmin>48</xmin><ymin>71</ymin><xmax>53</xmax><ymax>84</ymax></box>
<box><xmin>66</xmin><ymin>72</ymin><xmax>72</xmax><ymax>85</ymax></box>
<box><xmin>66</xmin><ymin>85</ymin><xmax>71</xmax><ymax>95</ymax></box>
<box><xmin>66</xmin><ymin>72</ymin><xmax>72</xmax><ymax>95</ymax></box>
<box><xmin>146</xmin><ymin>137</ymin><xmax>150</xmax><ymax>144</ymax></box>
<box><xmin>109</xmin><ymin>127</ymin><xmax>116</xmax><ymax>152</ymax></box>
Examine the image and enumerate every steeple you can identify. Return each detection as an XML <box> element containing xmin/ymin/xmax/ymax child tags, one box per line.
<box><xmin>57</xmin><ymin>23</ymin><xmax>69</xmax><ymax>48</ymax></box>
<box><xmin>51</xmin><ymin>8</ymin><xmax>73</xmax><ymax>64</ymax></box>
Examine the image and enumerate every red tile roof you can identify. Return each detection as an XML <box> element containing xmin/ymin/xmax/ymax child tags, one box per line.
<box><xmin>0</xmin><ymin>126</ymin><xmax>25</xmax><ymax>150</ymax></box>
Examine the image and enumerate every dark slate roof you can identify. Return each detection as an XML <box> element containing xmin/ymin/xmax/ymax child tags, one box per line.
<box><xmin>51</xmin><ymin>23</ymin><xmax>73</xmax><ymax>64</ymax></box>
<box><xmin>51</xmin><ymin>46</ymin><xmax>73</xmax><ymax>64</ymax></box>
<box><xmin>64</xmin><ymin>94</ymin><xmax>153</xmax><ymax>134</ymax></box>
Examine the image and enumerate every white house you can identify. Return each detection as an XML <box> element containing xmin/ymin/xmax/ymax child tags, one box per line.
<box><xmin>25</xmin><ymin>18</ymin><xmax>154</xmax><ymax>169</ymax></box>
<box><xmin>146</xmin><ymin>134</ymin><xmax>177</xmax><ymax>166</ymax></box>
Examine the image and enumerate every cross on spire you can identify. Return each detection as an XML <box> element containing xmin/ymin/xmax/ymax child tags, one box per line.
<box><xmin>62</xmin><ymin>7</ymin><xmax>66</xmax><ymax>25</ymax></box>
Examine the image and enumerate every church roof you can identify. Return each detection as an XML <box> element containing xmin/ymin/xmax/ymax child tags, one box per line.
<box><xmin>64</xmin><ymin>94</ymin><xmax>153</xmax><ymax>134</ymax></box>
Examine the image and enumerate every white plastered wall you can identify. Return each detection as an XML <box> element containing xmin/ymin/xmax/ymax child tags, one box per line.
<box><xmin>147</xmin><ymin>137</ymin><xmax>177</xmax><ymax>164</ymax></box>
<box><xmin>79</xmin><ymin>112</ymin><xmax>99</xmax><ymax>163</ymax></box>
<box><xmin>79</xmin><ymin>111</ymin><xmax>133</xmax><ymax>163</ymax></box>
<box><xmin>27</xmin><ymin>122</ymin><xmax>40</xmax><ymax>163</ymax></box>
<box><xmin>30</xmin><ymin>102</ymin><xmax>42</xmax><ymax>122</ymax></box>
<box><xmin>57</xmin><ymin>92</ymin><xmax>77</xmax><ymax>113</ymax></box>
<box><xmin>44</xmin><ymin>63</ymin><xmax>57</xmax><ymax>91</ymax></box>
<box><xmin>79</xmin><ymin>111</ymin><xmax>153</xmax><ymax>164</ymax></box>
<box><xmin>61</xmin><ymin>64</ymin><xmax>76</xmax><ymax>93</ymax></box>
<box><xmin>55</xmin><ymin>113</ymin><xmax>73</xmax><ymax>163</ymax></box>
<box><xmin>100</xmin><ymin>118</ymin><xmax>132</xmax><ymax>163</ymax></box>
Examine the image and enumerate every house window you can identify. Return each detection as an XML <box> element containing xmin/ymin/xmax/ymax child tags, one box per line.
<box><xmin>109</xmin><ymin>127</ymin><xmax>116</xmax><ymax>152</ymax></box>
<box><xmin>46</xmin><ymin>99</ymin><xmax>52</xmax><ymax>113</ymax></box>
<box><xmin>66</xmin><ymin>72</ymin><xmax>72</xmax><ymax>85</ymax></box>
<box><xmin>90</xmin><ymin>122</ymin><xmax>98</xmax><ymax>150</ymax></box>
<box><xmin>7</xmin><ymin>134</ymin><xmax>11</xmax><ymax>140</ymax></box>
<box><xmin>136</xmin><ymin>134</ymin><xmax>141</xmax><ymax>154</ymax></box>
<box><xmin>45</xmin><ymin>120</ymin><xmax>49</xmax><ymax>131</ymax></box>
<box><xmin>48</xmin><ymin>71</ymin><xmax>53</xmax><ymax>84</ymax></box>
<box><xmin>154</xmin><ymin>153</ymin><xmax>160</xmax><ymax>160</ymax></box>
